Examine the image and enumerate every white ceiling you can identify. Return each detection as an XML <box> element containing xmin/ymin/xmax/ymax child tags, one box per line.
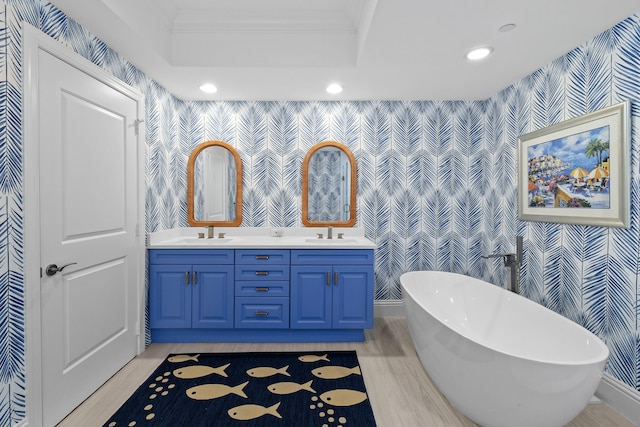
<box><xmin>49</xmin><ymin>0</ymin><xmax>640</xmax><ymax>101</ymax></box>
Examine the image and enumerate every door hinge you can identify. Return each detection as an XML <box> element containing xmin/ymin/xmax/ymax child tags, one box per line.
<box><xmin>132</xmin><ymin>119</ymin><xmax>145</xmax><ymax>136</ymax></box>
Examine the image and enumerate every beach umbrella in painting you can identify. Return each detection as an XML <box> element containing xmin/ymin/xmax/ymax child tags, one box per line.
<box><xmin>570</xmin><ymin>167</ymin><xmax>589</xmax><ymax>179</ymax></box>
<box><xmin>588</xmin><ymin>167</ymin><xmax>609</xmax><ymax>180</ymax></box>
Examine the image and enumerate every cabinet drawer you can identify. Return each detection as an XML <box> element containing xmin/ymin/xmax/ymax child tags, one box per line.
<box><xmin>235</xmin><ymin>281</ymin><xmax>289</xmax><ymax>297</ymax></box>
<box><xmin>149</xmin><ymin>249</ymin><xmax>234</xmax><ymax>265</ymax></box>
<box><xmin>291</xmin><ymin>249</ymin><xmax>374</xmax><ymax>265</ymax></box>
<box><xmin>236</xmin><ymin>249</ymin><xmax>290</xmax><ymax>265</ymax></box>
<box><xmin>235</xmin><ymin>265</ymin><xmax>290</xmax><ymax>281</ymax></box>
<box><xmin>235</xmin><ymin>297</ymin><xmax>289</xmax><ymax>329</ymax></box>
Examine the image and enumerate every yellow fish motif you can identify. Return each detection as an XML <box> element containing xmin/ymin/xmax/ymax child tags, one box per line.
<box><xmin>319</xmin><ymin>389</ymin><xmax>368</xmax><ymax>407</ymax></box>
<box><xmin>167</xmin><ymin>354</ymin><xmax>200</xmax><ymax>363</ymax></box>
<box><xmin>246</xmin><ymin>365</ymin><xmax>290</xmax><ymax>378</ymax></box>
<box><xmin>311</xmin><ymin>365</ymin><xmax>361</xmax><ymax>380</ymax></box>
<box><xmin>172</xmin><ymin>363</ymin><xmax>230</xmax><ymax>379</ymax></box>
<box><xmin>298</xmin><ymin>354</ymin><xmax>330</xmax><ymax>363</ymax></box>
<box><xmin>228</xmin><ymin>402</ymin><xmax>282</xmax><ymax>420</ymax></box>
<box><xmin>268</xmin><ymin>380</ymin><xmax>316</xmax><ymax>395</ymax></box>
<box><xmin>186</xmin><ymin>381</ymin><xmax>248</xmax><ymax>400</ymax></box>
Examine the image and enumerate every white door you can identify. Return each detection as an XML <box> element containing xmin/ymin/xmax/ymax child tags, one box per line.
<box><xmin>31</xmin><ymin>39</ymin><xmax>143</xmax><ymax>426</ymax></box>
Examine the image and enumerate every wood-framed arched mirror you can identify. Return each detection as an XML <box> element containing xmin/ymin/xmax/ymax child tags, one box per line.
<box><xmin>302</xmin><ymin>140</ymin><xmax>356</xmax><ymax>227</ymax></box>
<box><xmin>187</xmin><ymin>140</ymin><xmax>242</xmax><ymax>226</ymax></box>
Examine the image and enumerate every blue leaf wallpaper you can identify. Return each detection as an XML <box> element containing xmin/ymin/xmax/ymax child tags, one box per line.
<box><xmin>1</xmin><ymin>0</ymin><xmax>640</xmax><ymax>424</ymax></box>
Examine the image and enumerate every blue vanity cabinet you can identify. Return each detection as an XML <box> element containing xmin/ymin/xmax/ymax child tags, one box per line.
<box><xmin>148</xmin><ymin>246</ymin><xmax>374</xmax><ymax>342</ymax></box>
<box><xmin>234</xmin><ymin>249</ymin><xmax>290</xmax><ymax>329</ymax></box>
<box><xmin>290</xmin><ymin>249</ymin><xmax>374</xmax><ymax>330</ymax></box>
<box><xmin>149</xmin><ymin>249</ymin><xmax>234</xmax><ymax>331</ymax></box>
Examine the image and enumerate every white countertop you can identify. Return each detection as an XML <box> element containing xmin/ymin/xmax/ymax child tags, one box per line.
<box><xmin>147</xmin><ymin>227</ymin><xmax>377</xmax><ymax>249</ymax></box>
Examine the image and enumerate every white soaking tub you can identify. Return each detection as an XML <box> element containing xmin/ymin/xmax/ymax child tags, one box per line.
<box><xmin>400</xmin><ymin>270</ymin><xmax>609</xmax><ymax>427</ymax></box>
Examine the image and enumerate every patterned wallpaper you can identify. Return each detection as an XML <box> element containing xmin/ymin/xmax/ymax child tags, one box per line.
<box><xmin>0</xmin><ymin>0</ymin><xmax>639</xmax><ymax>424</ymax></box>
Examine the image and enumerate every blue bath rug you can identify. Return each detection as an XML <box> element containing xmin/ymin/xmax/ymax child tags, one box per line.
<box><xmin>103</xmin><ymin>351</ymin><xmax>377</xmax><ymax>426</ymax></box>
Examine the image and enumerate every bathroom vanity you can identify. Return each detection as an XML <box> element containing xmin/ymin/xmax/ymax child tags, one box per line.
<box><xmin>152</xmin><ymin>140</ymin><xmax>375</xmax><ymax>342</ymax></box>
<box><xmin>147</xmin><ymin>227</ymin><xmax>376</xmax><ymax>342</ymax></box>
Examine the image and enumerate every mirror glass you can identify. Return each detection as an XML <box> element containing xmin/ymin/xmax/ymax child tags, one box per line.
<box><xmin>302</xmin><ymin>141</ymin><xmax>356</xmax><ymax>227</ymax></box>
<box><xmin>187</xmin><ymin>140</ymin><xmax>242</xmax><ymax>226</ymax></box>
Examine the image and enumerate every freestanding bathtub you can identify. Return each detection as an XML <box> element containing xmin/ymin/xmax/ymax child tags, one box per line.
<box><xmin>400</xmin><ymin>271</ymin><xmax>609</xmax><ymax>427</ymax></box>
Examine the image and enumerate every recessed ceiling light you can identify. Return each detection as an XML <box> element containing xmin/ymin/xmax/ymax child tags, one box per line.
<box><xmin>326</xmin><ymin>83</ymin><xmax>343</xmax><ymax>94</ymax></box>
<box><xmin>465</xmin><ymin>46</ymin><xmax>493</xmax><ymax>61</ymax></box>
<box><xmin>199</xmin><ymin>83</ymin><xmax>218</xmax><ymax>93</ymax></box>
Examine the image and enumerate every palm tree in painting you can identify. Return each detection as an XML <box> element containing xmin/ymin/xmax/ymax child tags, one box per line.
<box><xmin>585</xmin><ymin>138</ymin><xmax>609</xmax><ymax>167</ymax></box>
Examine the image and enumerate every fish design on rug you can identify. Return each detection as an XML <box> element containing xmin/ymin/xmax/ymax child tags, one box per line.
<box><xmin>172</xmin><ymin>363</ymin><xmax>230</xmax><ymax>379</ymax></box>
<box><xmin>186</xmin><ymin>381</ymin><xmax>249</xmax><ymax>400</ymax></box>
<box><xmin>267</xmin><ymin>380</ymin><xmax>316</xmax><ymax>395</ymax></box>
<box><xmin>298</xmin><ymin>354</ymin><xmax>330</xmax><ymax>363</ymax></box>
<box><xmin>319</xmin><ymin>389</ymin><xmax>368</xmax><ymax>407</ymax></box>
<box><xmin>167</xmin><ymin>354</ymin><xmax>200</xmax><ymax>363</ymax></box>
<box><xmin>228</xmin><ymin>402</ymin><xmax>282</xmax><ymax>420</ymax></box>
<box><xmin>246</xmin><ymin>365</ymin><xmax>290</xmax><ymax>378</ymax></box>
<box><xmin>311</xmin><ymin>365</ymin><xmax>361</xmax><ymax>379</ymax></box>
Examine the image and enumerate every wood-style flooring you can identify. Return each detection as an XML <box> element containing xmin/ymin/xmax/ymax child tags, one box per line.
<box><xmin>58</xmin><ymin>317</ymin><xmax>636</xmax><ymax>426</ymax></box>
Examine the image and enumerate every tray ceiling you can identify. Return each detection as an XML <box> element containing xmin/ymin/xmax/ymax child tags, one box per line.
<box><xmin>50</xmin><ymin>0</ymin><xmax>640</xmax><ymax>100</ymax></box>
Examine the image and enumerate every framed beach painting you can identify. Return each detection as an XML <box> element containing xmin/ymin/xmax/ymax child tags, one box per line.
<box><xmin>518</xmin><ymin>101</ymin><xmax>630</xmax><ymax>228</ymax></box>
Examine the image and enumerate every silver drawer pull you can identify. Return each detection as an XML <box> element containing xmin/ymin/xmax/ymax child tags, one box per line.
<box><xmin>255</xmin><ymin>287</ymin><xmax>270</xmax><ymax>292</ymax></box>
<box><xmin>255</xmin><ymin>271</ymin><xmax>270</xmax><ymax>276</ymax></box>
<box><xmin>255</xmin><ymin>311</ymin><xmax>269</xmax><ymax>317</ymax></box>
<box><xmin>255</xmin><ymin>255</ymin><xmax>270</xmax><ymax>260</ymax></box>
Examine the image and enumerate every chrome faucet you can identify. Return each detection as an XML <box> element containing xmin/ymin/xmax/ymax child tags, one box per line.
<box><xmin>481</xmin><ymin>236</ymin><xmax>523</xmax><ymax>293</ymax></box>
<box><xmin>207</xmin><ymin>226</ymin><xmax>214</xmax><ymax>239</ymax></box>
<box><xmin>327</xmin><ymin>226</ymin><xmax>333</xmax><ymax>239</ymax></box>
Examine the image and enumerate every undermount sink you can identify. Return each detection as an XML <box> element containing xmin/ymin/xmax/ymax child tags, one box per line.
<box><xmin>304</xmin><ymin>238</ymin><xmax>358</xmax><ymax>244</ymax></box>
<box><xmin>170</xmin><ymin>237</ymin><xmax>232</xmax><ymax>245</ymax></box>
<box><xmin>147</xmin><ymin>228</ymin><xmax>377</xmax><ymax>248</ymax></box>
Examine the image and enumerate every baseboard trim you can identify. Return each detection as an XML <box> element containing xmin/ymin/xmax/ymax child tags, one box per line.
<box><xmin>596</xmin><ymin>373</ymin><xmax>640</xmax><ymax>424</ymax></box>
<box><xmin>374</xmin><ymin>300</ymin><xmax>404</xmax><ymax>317</ymax></box>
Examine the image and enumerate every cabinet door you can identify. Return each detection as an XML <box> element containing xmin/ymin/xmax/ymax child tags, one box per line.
<box><xmin>290</xmin><ymin>265</ymin><xmax>332</xmax><ymax>329</ymax></box>
<box><xmin>332</xmin><ymin>265</ymin><xmax>374</xmax><ymax>329</ymax></box>
<box><xmin>192</xmin><ymin>264</ymin><xmax>234</xmax><ymax>328</ymax></box>
<box><xmin>149</xmin><ymin>264</ymin><xmax>191</xmax><ymax>329</ymax></box>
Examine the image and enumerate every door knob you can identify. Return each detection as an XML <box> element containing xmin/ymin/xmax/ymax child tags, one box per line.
<box><xmin>45</xmin><ymin>262</ymin><xmax>77</xmax><ymax>276</ymax></box>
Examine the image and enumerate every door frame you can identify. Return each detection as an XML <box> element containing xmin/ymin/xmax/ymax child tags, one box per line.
<box><xmin>22</xmin><ymin>24</ymin><xmax>145</xmax><ymax>426</ymax></box>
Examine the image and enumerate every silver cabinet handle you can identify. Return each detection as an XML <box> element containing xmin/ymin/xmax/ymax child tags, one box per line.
<box><xmin>255</xmin><ymin>311</ymin><xmax>269</xmax><ymax>317</ymax></box>
<box><xmin>45</xmin><ymin>262</ymin><xmax>77</xmax><ymax>276</ymax></box>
